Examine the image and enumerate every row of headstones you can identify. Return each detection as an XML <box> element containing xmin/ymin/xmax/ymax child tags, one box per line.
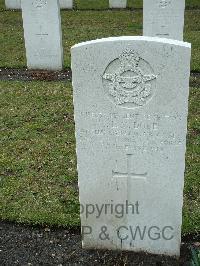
<box><xmin>9</xmin><ymin>0</ymin><xmax>192</xmax><ymax>258</ymax></box>
<box><xmin>5</xmin><ymin>0</ymin><xmax>132</xmax><ymax>10</ymax></box>
<box><xmin>21</xmin><ymin>0</ymin><xmax>185</xmax><ymax>70</ymax></box>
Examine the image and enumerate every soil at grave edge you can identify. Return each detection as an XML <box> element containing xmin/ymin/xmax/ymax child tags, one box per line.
<box><xmin>0</xmin><ymin>68</ymin><xmax>72</xmax><ymax>82</ymax></box>
<box><xmin>0</xmin><ymin>68</ymin><xmax>200</xmax><ymax>88</ymax></box>
<box><xmin>0</xmin><ymin>221</ymin><xmax>199</xmax><ymax>266</ymax></box>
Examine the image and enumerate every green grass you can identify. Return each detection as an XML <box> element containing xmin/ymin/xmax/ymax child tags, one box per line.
<box><xmin>0</xmin><ymin>0</ymin><xmax>4</xmax><ymax>9</ymax></box>
<box><xmin>0</xmin><ymin>81</ymin><xmax>80</xmax><ymax>226</ymax></box>
<box><xmin>76</xmin><ymin>0</ymin><xmax>200</xmax><ymax>10</ymax></box>
<box><xmin>183</xmin><ymin>87</ymin><xmax>200</xmax><ymax>235</ymax></box>
<box><xmin>0</xmin><ymin>9</ymin><xmax>200</xmax><ymax>71</ymax></box>
<box><xmin>75</xmin><ymin>0</ymin><xmax>108</xmax><ymax>9</ymax></box>
<box><xmin>78</xmin><ymin>0</ymin><xmax>200</xmax><ymax>10</ymax></box>
<box><xmin>75</xmin><ymin>0</ymin><xmax>144</xmax><ymax>9</ymax></box>
<box><xmin>0</xmin><ymin>80</ymin><xmax>199</xmax><ymax>233</ymax></box>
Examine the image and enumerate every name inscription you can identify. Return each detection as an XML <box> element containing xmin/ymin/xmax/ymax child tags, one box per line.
<box><xmin>77</xmin><ymin>111</ymin><xmax>185</xmax><ymax>154</ymax></box>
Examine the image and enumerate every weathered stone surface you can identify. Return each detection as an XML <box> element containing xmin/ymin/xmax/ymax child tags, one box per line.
<box><xmin>71</xmin><ymin>36</ymin><xmax>191</xmax><ymax>256</ymax></box>
<box><xmin>5</xmin><ymin>0</ymin><xmax>73</xmax><ymax>9</ymax></box>
<box><xmin>5</xmin><ymin>0</ymin><xmax>21</xmax><ymax>9</ymax></box>
<box><xmin>21</xmin><ymin>0</ymin><xmax>63</xmax><ymax>70</ymax></box>
<box><xmin>143</xmin><ymin>0</ymin><xmax>185</xmax><ymax>41</ymax></box>
<box><xmin>109</xmin><ymin>0</ymin><xmax>127</xmax><ymax>9</ymax></box>
<box><xmin>59</xmin><ymin>0</ymin><xmax>73</xmax><ymax>9</ymax></box>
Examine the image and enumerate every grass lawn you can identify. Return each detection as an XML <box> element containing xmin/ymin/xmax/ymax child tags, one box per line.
<box><xmin>0</xmin><ymin>80</ymin><xmax>199</xmax><ymax>235</ymax></box>
<box><xmin>0</xmin><ymin>4</ymin><xmax>200</xmax><ymax>71</ymax></box>
<box><xmin>0</xmin><ymin>81</ymin><xmax>80</xmax><ymax>226</ymax></box>
<box><xmin>76</xmin><ymin>0</ymin><xmax>200</xmax><ymax>9</ymax></box>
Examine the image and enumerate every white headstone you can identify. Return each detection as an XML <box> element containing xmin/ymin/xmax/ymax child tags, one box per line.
<box><xmin>5</xmin><ymin>0</ymin><xmax>73</xmax><ymax>10</ymax></box>
<box><xmin>109</xmin><ymin>0</ymin><xmax>127</xmax><ymax>9</ymax></box>
<box><xmin>21</xmin><ymin>0</ymin><xmax>63</xmax><ymax>70</ymax></box>
<box><xmin>143</xmin><ymin>0</ymin><xmax>185</xmax><ymax>41</ymax></box>
<box><xmin>59</xmin><ymin>0</ymin><xmax>73</xmax><ymax>9</ymax></box>
<box><xmin>5</xmin><ymin>0</ymin><xmax>21</xmax><ymax>9</ymax></box>
<box><xmin>71</xmin><ymin>36</ymin><xmax>191</xmax><ymax>257</ymax></box>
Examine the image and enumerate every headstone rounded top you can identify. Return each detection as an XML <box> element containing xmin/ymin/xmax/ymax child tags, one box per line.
<box><xmin>71</xmin><ymin>36</ymin><xmax>191</xmax><ymax>50</ymax></box>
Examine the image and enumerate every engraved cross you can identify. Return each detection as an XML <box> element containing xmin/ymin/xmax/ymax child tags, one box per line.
<box><xmin>112</xmin><ymin>154</ymin><xmax>147</xmax><ymax>200</ymax></box>
<box><xmin>36</xmin><ymin>33</ymin><xmax>48</xmax><ymax>36</ymax></box>
<box><xmin>36</xmin><ymin>25</ymin><xmax>48</xmax><ymax>38</ymax></box>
